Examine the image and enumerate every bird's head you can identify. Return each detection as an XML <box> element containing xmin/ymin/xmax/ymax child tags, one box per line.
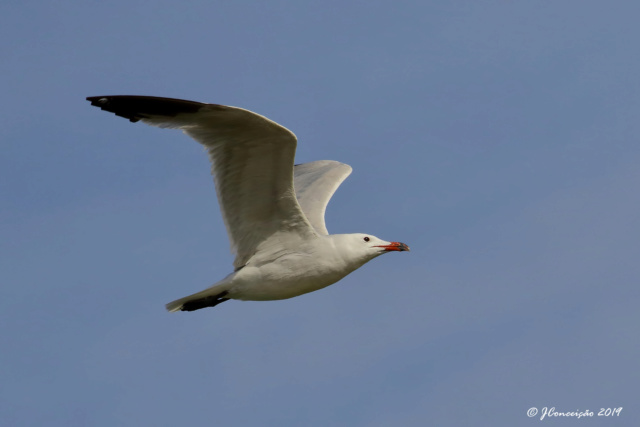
<box><xmin>334</xmin><ymin>233</ymin><xmax>410</xmax><ymax>266</ymax></box>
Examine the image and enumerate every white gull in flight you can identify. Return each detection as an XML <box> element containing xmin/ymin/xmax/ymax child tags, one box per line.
<box><xmin>87</xmin><ymin>96</ymin><xmax>409</xmax><ymax>312</ymax></box>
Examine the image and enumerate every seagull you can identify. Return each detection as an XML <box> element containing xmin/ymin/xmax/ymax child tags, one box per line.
<box><xmin>87</xmin><ymin>96</ymin><xmax>409</xmax><ymax>312</ymax></box>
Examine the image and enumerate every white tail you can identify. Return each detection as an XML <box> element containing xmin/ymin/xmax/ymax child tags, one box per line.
<box><xmin>165</xmin><ymin>295</ymin><xmax>194</xmax><ymax>312</ymax></box>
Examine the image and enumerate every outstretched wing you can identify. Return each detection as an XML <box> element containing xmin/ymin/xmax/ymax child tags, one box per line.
<box><xmin>293</xmin><ymin>160</ymin><xmax>352</xmax><ymax>235</ymax></box>
<box><xmin>87</xmin><ymin>95</ymin><xmax>318</xmax><ymax>269</ymax></box>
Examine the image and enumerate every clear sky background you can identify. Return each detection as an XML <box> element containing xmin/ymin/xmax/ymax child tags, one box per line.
<box><xmin>2</xmin><ymin>1</ymin><xmax>639</xmax><ymax>426</ymax></box>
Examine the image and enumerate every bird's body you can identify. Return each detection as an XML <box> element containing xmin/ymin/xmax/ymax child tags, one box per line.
<box><xmin>87</xmin><ymin>95</ymin><xmax>409</xmax><ymax>312</ymax></box>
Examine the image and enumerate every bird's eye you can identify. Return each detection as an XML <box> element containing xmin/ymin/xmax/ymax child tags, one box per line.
<box><xmin>363</xmin><ymin>236</ymin><xmax>370</xmax><ymax>242</ymax></box>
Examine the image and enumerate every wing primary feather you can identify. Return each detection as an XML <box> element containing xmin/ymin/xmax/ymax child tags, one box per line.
<box><xmin>86</xmin><ymin>95</ymin><xmax>206</xmax><ymax>122</ymax></box>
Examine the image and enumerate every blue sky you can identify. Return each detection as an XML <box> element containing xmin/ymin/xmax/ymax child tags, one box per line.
<box><xmin>2</xmin><ymin>1</ymin><xmax>639</xmax><ymax>425</ymax></box>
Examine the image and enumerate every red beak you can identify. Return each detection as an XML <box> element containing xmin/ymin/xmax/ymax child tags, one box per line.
<box><xmin>374</xmin><ymin>241</ymin><xmax>410</xmax><ymax>252</ymax></box>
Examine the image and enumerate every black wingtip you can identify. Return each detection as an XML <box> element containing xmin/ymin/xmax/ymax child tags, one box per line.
<box><xmin>86</xmin><ymin>95</ymin><xmax>206</xmax><ymax>122</ymax></box>
<box><xmin>180</xmin><ymin>291</ymin><xmax>230</xmax><ymax>312</ymax></box>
